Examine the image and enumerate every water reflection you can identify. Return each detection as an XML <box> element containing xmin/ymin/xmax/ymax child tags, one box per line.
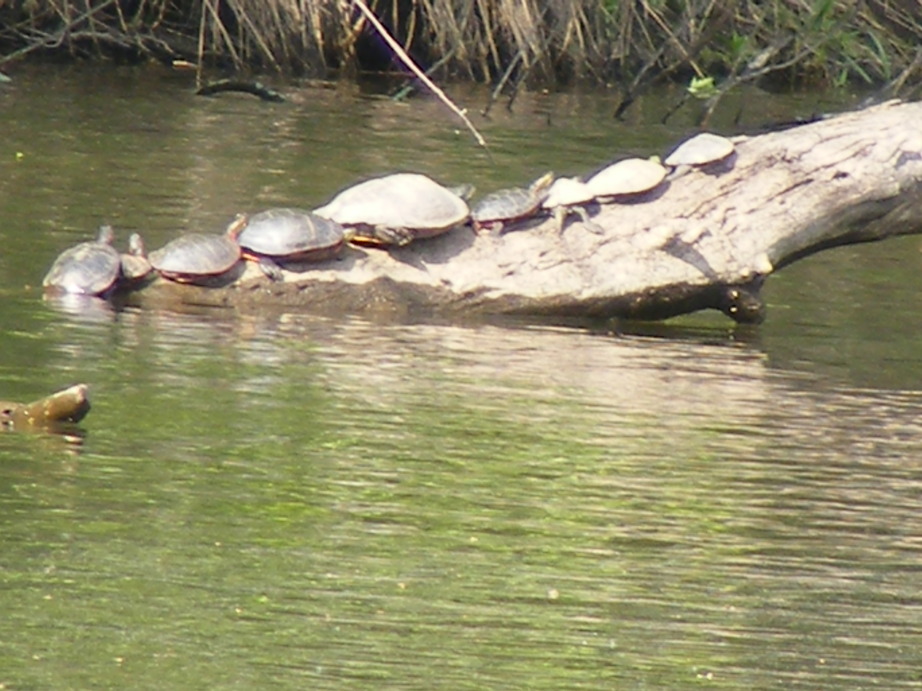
<box><xmin>2</xmin><ymin>300</ymin><xmax>921</xmax><ymax>688</ymax></box>
<box><xmin>42</xmin><ymin>293</ymin><xmax>118</xmax><ymax>323</ymax></box>
<box><xmin>0</xmin><ymin>421</ymin><xmax>86</xmax><ymax>449</ymax></box>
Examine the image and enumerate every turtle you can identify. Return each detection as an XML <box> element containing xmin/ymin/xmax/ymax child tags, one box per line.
<box><xmin>585</xmin><ymin>158</ymin><xmax>668</xmax><ymax>201</ymax></box>
<box><xmin>148</xmin><ymin>218</ymin><xmax>243</xmax><ymax>286</ymax></box>
<box><xmin>43</xmin><ymin>225</ymin><xmax>122</xmax><ymax>296</ymax></box>
<box><xmin>471</xmin><ymin>171</ymin><xmax>554</xmax><ymax>232</ymax></box>
<box><xmin>540</xmin><ymin>176</ymin><xmax>602</xmax><ymax>233</ymax></box>
<box><xmin>230</xmin><ymin>208</ymin><xmax>349</xmax><ymax>281</ymax></box>
<box><xmin>119</xmin><ymin>233</ymin><xmax>153</xmax><ymax>286</ymax></box>
<box><xmin>314</xmin><ymin>173</ymin><xmax>470</xmax><ymax>247</ymax></box>
<box><xmin>664</xmin><ymin>132</ymin><xmax>735</xmax><ymax>169</ymax></box>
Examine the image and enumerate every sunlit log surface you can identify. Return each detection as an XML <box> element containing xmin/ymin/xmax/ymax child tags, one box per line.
<box><xmin>0</xmin><ymin>384</ymin><xmax>90</xmax><ymax>430</ymax></box>
<box><xmin>131</xmin><ymin>100</ymin><xmax>922</xmax><ymax>323</ymax></box>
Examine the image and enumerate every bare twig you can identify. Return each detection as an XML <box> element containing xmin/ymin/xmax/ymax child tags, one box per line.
<box><xmin>0</xmin><ymin>0</ymin><xmax>115</xmax><ymax>67</ymax></box>
<box><xmin>482</xmin><ymin>52</ymin><xmax>522</xmax><ymax>117</ymax></box>
<box><xmin>352</xmin><ymin>0</ymin><xmax>491</xmax><ymax>154</ymax></box>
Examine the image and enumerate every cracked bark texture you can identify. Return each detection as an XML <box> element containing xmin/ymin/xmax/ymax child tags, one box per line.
<box><xmin>132</xmin><ymin>100</ymin><xmax>922</xmax><ymax>323</ymax></box>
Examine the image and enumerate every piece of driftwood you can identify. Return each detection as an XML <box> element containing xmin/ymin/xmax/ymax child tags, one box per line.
<box><xmin>0</xmin><ymin>384</ymin><xmax>91</xmax><ymax>432</ymax></box>
<box><xmin>195</xmin><ymin>79</ymin><xmax>285</xmax><ymax>102</ymax></box>
<box><xmin>130</xmin><ymin>100</ymin><xmax>922</xmax><ymax>323</ymax></box>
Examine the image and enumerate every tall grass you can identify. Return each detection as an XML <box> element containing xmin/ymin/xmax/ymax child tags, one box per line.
<box><xmin>1</xmin><ymin>0</ymin><xmax>920</xmax><ymax>97</ymax></box>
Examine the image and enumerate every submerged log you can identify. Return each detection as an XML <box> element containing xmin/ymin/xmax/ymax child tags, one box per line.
<box><xmin>0</xmin><ymin>384</ymin><xmax>91</xmax><ymax>432</ymax></box>
<box><xmin>195</xmin><ymin>79</ymin><xmax>286</xmax><ymax>103</ymax></box>
<box><xmin>130</xmin><ymin>100</ymin><xmax>922</xmax><ymax>323</ymax></box>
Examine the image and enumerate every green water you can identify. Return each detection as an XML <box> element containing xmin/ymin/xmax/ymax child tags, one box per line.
<box><xmin>1</xmin><ymin>64</ymin><xmax>921</xmax><ymax>689</ymax></box>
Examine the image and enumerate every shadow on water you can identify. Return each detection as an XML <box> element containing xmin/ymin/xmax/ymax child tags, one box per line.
<box><xmin>1</xmin><ymin>65</ymin><xmax>921</xmax><ymax>689</ymax></box>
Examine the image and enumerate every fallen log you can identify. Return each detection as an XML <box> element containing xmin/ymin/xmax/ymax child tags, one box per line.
<box><xmin>129</xmin><ymin>99</ymin><xmax>922</xmax><ymax>323</ymax></box>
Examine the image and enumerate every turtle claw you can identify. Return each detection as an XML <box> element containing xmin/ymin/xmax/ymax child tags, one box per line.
<box><xmin>572</xmin><ymin>208</ymin><xmax>604</xmax><ymax>234</ymax></box>
<box><xmin>554</xmin><ymin>206</ymin><xmax>603</xmax><ymax>234</ymax></box>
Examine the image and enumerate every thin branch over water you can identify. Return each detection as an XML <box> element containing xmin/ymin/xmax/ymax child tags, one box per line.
<box><xmin>352</xmin><ymin>0</ymin><xmax>491</xmax><ymax>154</ymax></box>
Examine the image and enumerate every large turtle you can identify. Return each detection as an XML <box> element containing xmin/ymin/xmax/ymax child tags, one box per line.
<box><xmin>149</xmin><ymin>217</ymin><xmax>243</xmax><ymax>286</ymax></box>
<box><xmin>231</xmin><ymin>208</ymin><xmax>349</xmax><ymax>280</ymax></box>
<box><xmin>314</xmin><ymin>173</ymin><xmax>470</xmax><ymax>247</ymax></box>
<box><xmin>471</xmin><ymin>172</ymin><xmax>553</xmax><ymax>233</ymax></box>
<box><xmin>43</xmin><ymin>225</ymin><xmax>121</xmax><ymax>296</ymax></box>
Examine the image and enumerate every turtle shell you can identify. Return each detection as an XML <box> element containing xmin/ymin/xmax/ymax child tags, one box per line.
<box><xmin>119</xmin><ymin>233</ymin><xmax>153</xmax><ymax>283</ymax></box>
<box><xmin>235</xmin><ymin>208</ymin><xmax>346</xmax><ymax>262</ymax></box>
<box><xmin>43</xmin><ymin>225</ymin><xmax>121</xmax><ymax>296</ymax></box>
<box><xmin>664</xmin><ymin>132</ymin><xmax>735</xmax><ymax>167</ymax></box>
<box><xmin>472</xmin><ymin>172</ymin><xmax>554</xmax><ymax>226</ymax></box>
<box><xmin>541</xmin><ymin>177</ymin><xmax>594</xmax><ymax>209</ymax></box>
<box><xmin>586</xmin><ymin>158</ymin><xmax>667</xmax><ymax>199</ymax></box>
<box><xmin>149</xmin><ymin>233</ymin><xmax>242</xmax><ymax>285</ymax></box>
<box><xmin>315</xmin><ymin>173</ymin><xmax>470</xmax><ymax>241</ymax></box>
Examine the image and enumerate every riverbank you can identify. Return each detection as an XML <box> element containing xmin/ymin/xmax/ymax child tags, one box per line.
<box><xmin>2</xmin><ymin>0</ymin><xmax>920</xmax><ymax>102</ymax></box>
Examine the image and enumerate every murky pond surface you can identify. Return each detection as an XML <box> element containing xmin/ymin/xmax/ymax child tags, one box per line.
<box><xmin>2</xmin><ymin>65</ymin><xmax>921</xmax><ymax>688</ymax></box>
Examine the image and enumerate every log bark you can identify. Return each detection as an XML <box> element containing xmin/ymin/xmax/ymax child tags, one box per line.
<box><xmin>129</xmin><ymin>99</ymin><xmax>922</xmax><ymax>323</ymax></box>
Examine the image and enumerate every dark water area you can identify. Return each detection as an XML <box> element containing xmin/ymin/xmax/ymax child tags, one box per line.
<box><xmin>2</xmin><ymin>64</ymin><xmax>922</xmax><ymax>688</ymax></box>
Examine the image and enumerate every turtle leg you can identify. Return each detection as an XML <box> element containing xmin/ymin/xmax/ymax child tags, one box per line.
<box><xmin>553</xmin><ymin>207</ymin><xmax>567</xmax><ymax>233</ymax></box>
<box><xmin>472</xmin><ymin>220</ymin><xmax>504</xmax><ymax>234</ymax></box>
<box><xmin>258</xmin><ymin>257</ymin><xmax>285</xmax><ymax>282</ymax></box>
<box><xmin>375</xmin><ymin>226</ymin><xmax>414</xmax><ymax>246</ymax></box>
<box><xmin>573</xmin><ymin>207</ymin><xmax>604</xmax><ymax>234</ymax></box>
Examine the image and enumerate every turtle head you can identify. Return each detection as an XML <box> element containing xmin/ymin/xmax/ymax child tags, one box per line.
<box><xmin>530</xmin><ymin>171</ymin><xmax>555</xmax><ymax>201</ymax></box>
<box><xmin>341</xmin><ymin>226</ymin><xmax>358</xmax><ymax>243</ymax></box>
<box><xmin>97</xmin><ymin>224</ymin><xmax>116</xmax><ymax>245</ymax></box>
<box><xmin>225</xmin><ymin>213</ymin><xmax>249</xmax><ymax>240</ymax></box>
<box><xmin>448</xmin><ymin>183</ymin><xmax>476</xmax><ymax>202</ymax></box>
<box><xmin>128</xmin><ymin>233</ymin><xmax>146</xmax><ymax>256</ymax></box>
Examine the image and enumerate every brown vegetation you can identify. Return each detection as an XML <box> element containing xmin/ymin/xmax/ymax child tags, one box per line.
<box><xmin>1</xmin><ymin>1</ymin><xmax>921</xmax><ymax>101</ymax></box>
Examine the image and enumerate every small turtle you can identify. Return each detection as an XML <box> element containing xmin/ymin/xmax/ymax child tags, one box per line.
<box><xmin>314</xmin><ymin>173</ymin><xmax>470</xmax><ymax>247</ymax></box>
<box><xmin>149</xmin><ymin>218</ymin><xmax>243</xmax><ymax>286</ymax></box>
<box><xmin>43</xmin><ymin>225</ymin><xmax>121</xmax><ymax>296</ymax></box>
<box><xmin>119</xmin><ymin>233</ymin><xmax>153</xmax><ymax>286</ymax></box>
<box><xmin>664</xmin><ymin>132</ymin><xmax>735</xmax><ymax>168</ymax></box>
<box><xmin>540</xmin><ymin>176</ymin><xmax>602</xmax><ymax>233</ymax></box>
<box><xmin>231</xmin><ymin>208</ymin><xmax>349</xmax><ymax>281</ymax></box>
<box><xmin>586</xmin><ymin>158</ymin><xmax>667</xmax><ymax>201</ymax></box>
<box><xmin>471</xmin><ymin>171</ymin><xmax>554</xmax><ymax>232</ymax></box>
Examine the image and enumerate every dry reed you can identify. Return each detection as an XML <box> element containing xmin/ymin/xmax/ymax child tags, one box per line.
<box><xmin>1</xmin><ymin>0</ymin><xmax>920</xmax><ymax>102</ymax></box>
